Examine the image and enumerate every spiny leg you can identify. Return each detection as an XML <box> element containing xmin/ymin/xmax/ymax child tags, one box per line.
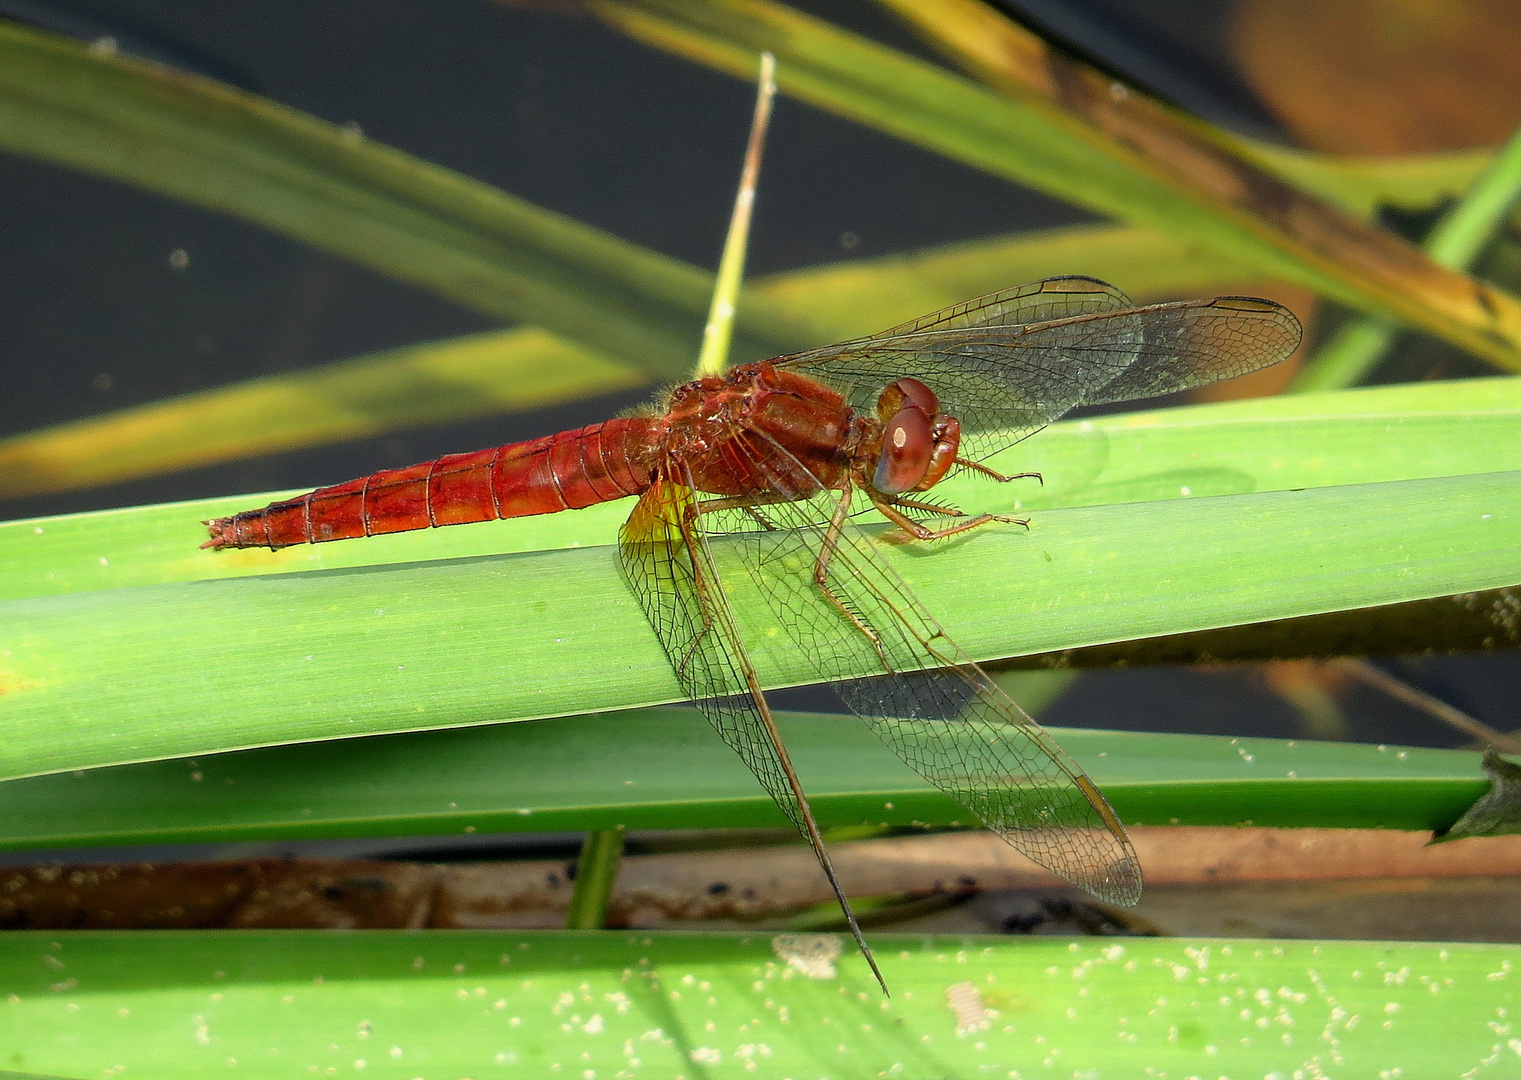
<box><xmin>809</xmin><ymin>486</ymin><xmax>894</xmax><ymax>670</ymax></box>
<box><xmin>884</xmin><ymin>493</ymin><xmax>1028</xmax><ymax>530</ymax></box>
<box><xmin>871</xmin><ymin>492</ymin><xmax>1025</xmax><ymax>541</ymax></box>
<box><xmin>884</xmin><ymin>495</ymin><xmax>967</xmax><ymax>519</ymax></box>
<box><xmin>956</xmin><ymin>457</ymin><xmax>1043</xmax><ymax>486</ymax></box>
<box><xmin>696</xmin><ymin>492</ymin><xmax>793</xmax><ymax>513</ymax></box>
<box><xmin>696</xmin><ymin>492</ymin><xmax>798</xmax><ymax>531</ymax></box>
<box><xmin>669</xmin><ymin>502</ymin><xmax>726</xmax><ymax>681</ymax></box>
<box><xmin>876</xmin><ymin>456</ymin><xmax>1041</xmax><ymax>536</ymax></box>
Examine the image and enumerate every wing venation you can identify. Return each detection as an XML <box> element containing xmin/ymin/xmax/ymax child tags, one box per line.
<box><xmin>776</xmin><ymin>279</ymin><xmax>1302</xmax><ymax>460</ymax></box>
<box><xmin>619</xmin><ymin>468</ymin><xmax>889</xmax><ymax>989</ymax></box>
<box><xmin>701</xmin><ymin>431</ymin><xmax>1142</xmax><ymax>904</ymax></box>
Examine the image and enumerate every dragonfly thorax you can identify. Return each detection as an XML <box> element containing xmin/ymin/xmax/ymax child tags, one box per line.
<box><xmin>665</xmin><ymin>361</ymin><xmax>864</xmax><ymax>497</ymax></box>
<box><xmin>663</xmin><ymin>365</ymin><xmax>966</xmax><ymax>502</ymax></box>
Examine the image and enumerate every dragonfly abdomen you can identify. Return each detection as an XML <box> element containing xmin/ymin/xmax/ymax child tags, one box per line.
<box><xmin>202</xmin><ymin>418</ymin><xmax>660</xmax><ymax>549</ymax></box>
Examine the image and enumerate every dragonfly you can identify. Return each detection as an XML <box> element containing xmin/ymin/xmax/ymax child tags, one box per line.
<box><xmin>205</xmin><ymin>275</ymin><xmax>1301</xmax><ymax>990</ymax></box>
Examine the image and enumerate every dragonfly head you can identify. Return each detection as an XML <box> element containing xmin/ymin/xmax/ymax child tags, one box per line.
<box><xmin>871</xmin><ymin>378</ymin><xmax>961</xmax><ymax>495</ymax></box>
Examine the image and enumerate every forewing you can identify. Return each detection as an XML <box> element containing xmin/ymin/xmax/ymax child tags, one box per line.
<box><xmin>778</xmin><ymin>277</ymin><xmax>1136</xmax><ymax>451</ymax></box>
<box><xmin>619</xmin><ymin>469</ymin><xmax>888</xmax><ymax>987</ymax></box>
<box><xmin>776</xmin><ymin>279</ymin><xmax>1300</xmax><ymax>460</ymax></box>
<box><xmin>868</xmin><ymin>276</ymin><xmax>1133</xmax><ymax>337</ymax></box>
<box><xmin>705</xmin><ymin>432</ymin><xmax>1142</xmax><ymax>904</ymax></box>
<box><xmin>1076</xmin><ymin>296</ymin><xmax>1302</xmax><ymax>405</ymax></box>
<box><xmin>618</xmin><ymin>472</ymin><xmax>807</xmax><ymax>833</ymax></box>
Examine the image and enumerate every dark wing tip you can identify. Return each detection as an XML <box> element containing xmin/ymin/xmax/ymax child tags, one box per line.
<box><xmin>1209</xmin><ymin>295</ymin><xmax>1305</xmax><ymax>356</ymax></box>
<box><xmin>1210</xmin><ymin>296</ymin><xmax>1288</xmax><ymax>312</ymax></box>
<box><xmin>1038</xmin><ymin>274</ymin><xmax>1121</xmax><ymax>294</ymax></box>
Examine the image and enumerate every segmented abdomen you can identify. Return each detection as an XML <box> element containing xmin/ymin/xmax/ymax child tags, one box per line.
<box><xmin>203</xmin><ymin>418</ymin><xmax>660</xmax><ymax>549</ymax></box>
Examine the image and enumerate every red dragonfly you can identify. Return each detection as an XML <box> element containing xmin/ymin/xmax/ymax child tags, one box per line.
<box><xmin>206</xmin><ymin>276</ymin><xmax>1301</xmax><ymax>989</ymax></box>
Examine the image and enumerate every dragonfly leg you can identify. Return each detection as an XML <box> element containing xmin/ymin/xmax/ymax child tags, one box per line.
<box><xmin>667</xmin><ymin>502</ymin><xmax>727</xmax><ymax>682</ymax></box>
<box><xmin>871</xmin><ymin>492</ymin><xmax>1027</xmax><ymax>540</ymax></box>
<box><xmin>886</xmin><ymin>495</ymin><xmax>967</xmax><ymax>518</ymax></box>
<box><xmin>696</xmin><ymin>493</ymin><xmax>789</xmax><ymax>512</ymax></box>
<box><xmin>697</xmin><ymin>493</ymin><xmax>792</xmax><ymax>530</ymax></box>
<box><xmin>811</xmin><ymin>486</ymin><xmax>893</xmax><ymax>670</ymax></box>
<box><xmin>956</xmin><ymin>458</ymin><xmax>1043</xmax><ymax>486</ymax></box>
<box><xmin>672</xmin><ymin>622</ymin><xmax>715</xmax><ymax>683</ymax></box>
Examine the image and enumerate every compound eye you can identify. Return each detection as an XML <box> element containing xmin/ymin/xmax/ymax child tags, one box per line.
<box><xmin>875</xmin><ymin>377</ymin><xmax>939</xmax><ymax>421</ymax></box>
<box><xmin>893</xmin><ymin>377</ymin><xmax>938</xmax><ymax>416</ymax></box>
<box><xmin>873</xmin><ymin>406</ymin><xmax>933</xmax><ymax>494</ymax></box>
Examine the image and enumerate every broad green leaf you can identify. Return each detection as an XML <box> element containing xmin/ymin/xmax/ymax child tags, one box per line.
<box><xmin>0</xmin><ymin>222</ymin><xmax>1264</xmax><ymax>500</ymax></box>
<box><xmin>1</xmin><ymin>465</ymin><xmax>1516</xmax><ymax>780</ymax></box>
<box><xmin>1</xmin><ymin>930</ymin><xmax>1515</xmax><ymax>1079</ymax></box>
<box><xmin>0</xmin><ymin>710</ymin><xmax>1487</xmax><ymax>850</ymax></box>
<box><xmin>3</xmin><ymin>377</ymin><xmax>1516</xmax><ymax>601</ymax></box>
<box><xmin>597</xmin><ymin>0</ymin><xmax>1521</xmax><ymax>370</ymax></box>
<box><xmin>0</xmin><ymin>21</ymin><xmax>811</xmax><ymax>380</ymax></box>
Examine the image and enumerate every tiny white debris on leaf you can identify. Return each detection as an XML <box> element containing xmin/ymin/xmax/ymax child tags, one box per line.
<box><xmin>771</xmin><ymin>934</ymin><xmax>842</xmax><ymax>979</ymax></box>
<box><xmin>946</xmin><ymin>982</ymin><xmax>994</xmax><ymax>1036</ymax></box>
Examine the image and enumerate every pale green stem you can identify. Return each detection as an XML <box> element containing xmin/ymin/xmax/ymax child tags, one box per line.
<box><xmin>1291</xmin><ymin>122</ymin><xmax>1521</xmax><ymax>393</ymax></box>
<box><xmin>565</xmin><ymin>828</ymin><xmax>626</xmax><ymax>930</ymax></box>
<box><xmin>695</xmin><ymin>51</ymin><xmax>776</xmax><ymax>379</ymax></box>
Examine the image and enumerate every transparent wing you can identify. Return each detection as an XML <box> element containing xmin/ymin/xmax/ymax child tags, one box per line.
<box><xmin>618</xmin><ymin>468</ymin><xmax>888</xmax><ymax>989</ymax></box>
<box><xmin>777</xmin><ymin>278</ymin><xmax>1301</xmax><ymax>459</ymax></box>
<box><xmin>702</xmin><ymin>431</ymin><xmax>1142</xmax><ymax>904</ymax></box>
<box><xmin>869</xmin><ymin>275</ymin><xmax>1134</xmax><ymax>336</ymax></box>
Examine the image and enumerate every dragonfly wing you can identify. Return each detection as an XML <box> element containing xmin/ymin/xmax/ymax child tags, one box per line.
<box><xmin>1076</xmin><ymin>296</ymin><xmax>1303</xmax><ymax>405</ymax></box>
<box><xmin>618</xmin><ymin>468</ymin><xmax>888</xmax><ymax>989</ymax></box>
<box><xmin>867</xmin><ymin>276</ymin><xmax>1134</xmax><ymax>338</ymax></box>
<box><xmin>775</xmin><ymin>278</ymin><xmax>1300</xmax><ymax>460</ymax></box>
<box><xmin>779</xmin><ymin>277</ymin><xmax>1136</xmax><ymax>445</ymax></box>
<box><xmin>705</xmin><ymin>433</ymin><xmax>1142</xmax><ymax>904</ymax></box>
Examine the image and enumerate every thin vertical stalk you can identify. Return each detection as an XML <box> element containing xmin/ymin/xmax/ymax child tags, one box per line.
<box><xmin>565</xmin><ymin>59</ymin><xmax>774</xmax><ymax>933</ymax></box>
<box><xmin>564</xmin><ymin>828</ymin><xmax>626</xmax><ymax>930</ymax></box>
<box><xmin>695</xmin><ymin>51</ymin><xmax>777</xmax><ymax>379</ymax></box>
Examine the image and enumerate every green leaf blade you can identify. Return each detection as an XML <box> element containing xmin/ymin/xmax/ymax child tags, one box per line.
<box><xmin>2</xmin><ymin>467</ymin><xmax>1516</xmax><ymax>780</ymax></box>
<box><xmin>6</xmin><ymin>377</ymin><xmax>1520</xmax><ymax>602</ymax></box>
<box><xmin>2</xmin><ymin>930</ymin><xmax>1514</xmax><ymax>1078</ymax></box>
<box><xmin>0</xmin><ymin>710</ymin><xmax>1490</xmax><ymax>850</ymax></box>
